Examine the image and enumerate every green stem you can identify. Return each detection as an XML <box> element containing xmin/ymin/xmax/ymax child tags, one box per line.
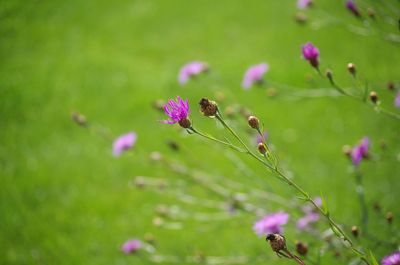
<box><xmin>212</xmin><ymin>114</ymin><xmax>369</xmax><ymax>264</ymax></box>
<box><xmin>189</xmin><ymin>127</ymin><xmax>245</xmax><ymax>153</ymax></box>
<box><xmin>355</xmin><ymin>170</ymin><xmax>369</xmax><ymax>234</ymax></box>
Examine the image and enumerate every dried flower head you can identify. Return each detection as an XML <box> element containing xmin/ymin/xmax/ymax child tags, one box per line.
<box><xmin>369</xmin><ymin>91</ymin><xmax>378</xmax><ymax>104</ymax></box>
<box><xmin>302</xmin><ymin>42</ymin><xmax>319</xmax><ymax>68</ymax></box>
<box><xmin>242</xmin><ymin>63</ymin><xmax>269</xmax><ymax>89</ymax></box>
<box><xmin>248</xmin><ymin>116</ymin><xmax>260</xmax><ymax>129</ymax></box>
<box><xmin>162</xmin><ymin>96</ymin><xmax>191</xmax><ymax>128</ymax></box>
<box><xmin>295</xmin><ymin>241</ymin><xmax>308</xmax><ymax>255</ymax></box>
<box><xmin>178</xmin><ymin>61</ymin><xmax>208</xmax><ymax>85</ymax></box>
<box><xmin>386</xmin><ymin>212</ymin><xmax>394</xmax><ymax>224</ymax></box>
<box><xmin>351</xmin><ymin>226</ymin><xmax>359</xmax><ymax>237</ymax></box>
<box><xmin>199</xmin><ymin>98</ymin><xmax>218</xmax><ymax>117</ymax></box>
<box><xmin>347</xmin><ymin>63</ymin><xmax>356</xmax><ymax>76</ymax></box>
<box><xmin>257</xmin><ymin>142</ymin><xmax>267</xmax><ymax>155</ymax></box>
<box><xmin>266</xmin><ymin>234</ymin><xmax>287</xmax><ymax>252</ymax></box>
<box><xmin>113</xmin><ymin>132</ymin><xmax>137</xmax><ymax>157</ymax></box>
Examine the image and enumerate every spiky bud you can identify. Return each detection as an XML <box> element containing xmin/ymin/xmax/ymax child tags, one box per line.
<box><xmin>248</xmin><ymin>116</ymin><xmax>260</xmax><ymax>129</ymax></box>
<box><xmin>295</xmin><ymin>241</ymin><xmax>308</xmax><ymax>255</ymax></box>
<box><xmin>351</xmin><ymin>226</ymin><xmax>359</xmax><ymax>237</ymax></box>
<box><xmin>199</xmin><ymin>98</ymin><xmax>218</xmax><ymax>117</ymax></box>
<box><xmin>369</xmin><ymin>91</ymin><xmax>378</xmax><ymax>104</ymax></box>
<box><xmin>326</xmin><ymin>69</ymin><xmax>334</xmax><ymax>84</ymax></box>
<box><xmin>347</xmin><ymin>63</ymin><xmax>356</xmax><ymax>76</ymax></box>
<box><xmin>258</xmin><ymin>143</ymin><xmax>267</xmax><ymax>154</ymax></box>
<box><xmin>386</xmin><ymin>212</ymin><xmax>393</xmax><ymax>224</ymax></box>
<box><xmin>266</xmin><ymin>234</ymin><xmax>286</xmax><ymax>252</ymax></box>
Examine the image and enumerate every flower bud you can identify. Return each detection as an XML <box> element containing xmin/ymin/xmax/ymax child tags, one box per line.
<box><xmin>351</xmin><ymin>226</ymin><xmax>359</xmax><ymax>237</ymax></box>
<box><xmin>386</xmin><ymin>211</ymin><xmax>393</xmax><ymax>224</ymax></box>
<box><xmin>369</xmin><ymin>91</ymin><xmax>378</xmax><ymax>104</ymax></box>
<box><xmin>266</xmin><ymin>234</ymin><xmax>286</xmax><ymax>252</ymax></box>
<box><xmin>248</xmin><ymin>116</ymin><xmax>260</xmax><ymax>129</ymax></box>
<box><xmin>373</xmin><ymin>202</ymin><xmax>381</xmax><ymax>212</ymax></box>
<box><xmin>295</xmin><ymin>241</ymin><xmax>308</xmax><ymax>256</ymax></box>
<box><xmin>342</xmin><ymin>145</ymin><xmax>352</xmax><ymax>157</ymax></box>
<box><xmin>387</xmin><ymin>82</ymin><xmax>395</xmax><ymax>91</ymax></box>
<box><xmin>258</xmin><ymin>143</ymin><xmax>267</xmax><ymax>154</ymax></box>
<box><xmin>199</xmin><ymin>98</ymin><xmax>218</xmax><ymax>117</ymax></box>
<box><xmin>326</xmin><ymin>69</ymin><xmax>334</xmax><ymax>84</ymax></box>
<box><xmin>295</xmin><ymin>13</ymin><xmax>307</xmax><ymax>24</ymax></box>
<box><xmin>71</xmin><ymin>112</ymin><xmax>87</xmax><ymax>126</ymax></box>
<box><xmin>178</xmin><ymin>118</ymin><xmax>192</xmax><ymax>129</ymax></box>
<box><xmin>347</xmin><ymin>63</ymin><xmax>356</xmax><ymax>76</ymax></box>
<box><xmin>367</xmin><ymin>8</ymin><xmax>375</xmax><ymax>18</ymax></box>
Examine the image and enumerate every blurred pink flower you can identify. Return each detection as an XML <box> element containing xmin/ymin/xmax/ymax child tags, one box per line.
<box><xmin>395</xmin><ymin>92</ymin><xmax>400</xmax><ymax>108</ymax></box>
<box><xmin>253</xmin><ymin>211</ymin><xmax>289</xmax><ymax>236</ymax></box>
<box><xmin>301</xmin><ymin>42</ymin><xmax>319</xmax><ymax>68</ymax></box>
<box><xmin>382</xmin><ymin>251</ymin><xmax>400</xmax><ymax>265</ymax></box>
<box><xmin>351</xmin><ymin>137</ymin><xmax>369</xmax><ymax>166</ymax></box>
<box><xmin>297</xmin><ymin>0</ymin><xmax>312</xmax><ymax>9</ymax></box>
<box><xmin>296</xmin><ymin>212</ymin><xmax>320</xmax><ymax>230</ymax></box>
<box><xmin>242</xmin><ymin>63</ymin><xmax>269</xmax><ymax>89</ymax></box>
<box><xmin>178</xmin><ymin>61</ymin><xmax>208</xmax><ymax>85</ymax></box>
<box><xmin>346</xmin><ymin>0</ymin><xmax>360</xmax><ymax>17</ymax></box>
<box><xmin>113</xmin><ymin>132</ymin><xmax>137</xmax><ymax>157</ymax></box>
<box><xmin>255</xmin><ymin>132</ymin><xmax>269</xmax><ymax>144</ymax></box>
<box><xmin>121</xmin><ymin>239</ymin><xmax>142</xmax><ymax>254</ymax></box>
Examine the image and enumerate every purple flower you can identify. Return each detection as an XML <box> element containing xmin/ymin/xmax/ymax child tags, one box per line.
<box><xmin>253</xmin><ymin>211</ymin><xmax>289</xmax><ymax>236</ymax></box>
<box><xmin>302</xmin><ymin>42</ymin><xmax>319</xmax><ymax>68</ymax></box>
<box><xmin>242</xmin><ymin>63</ymin><xmax>269</xmax><ymax>89</ymax></box>
<box><xmin>381</xmin><ymin>251</ymin><xmax>400</xmax><ymax>265</ymax></box>
<box><xmin>351</xmin><ymin>137</ymin><xmax>369</xmax><ymax>166</ymax></box>
<box><xmin>297</xmin><ymin>0</ymin><xmax>312</xmax><ymax>9</ymax></box>
<box><xmin>296</xmin><ymin>212</ymin><xmax>320</xmax><ymax>230</ymax></box>
<box><xmin>162</xmin><ymin>96</ymin><xmax>190</xmax><ymax>125</ymax></box>
<box><xmin>178</xmin><ymin>61</ymin><xmax>208</xmax><ymax>85</ymax></box>
<box><xmin>395</xmin><ymin>92</ymin><xmax>400</xmax><ymax>108</ymax></box>
<box><xmin>346</xmin><ymin>0</ymin><xmax>360</xmax><ymax>17</ymax></box>
<box><xmin>255</xmin><ymin>132</ymin><xmax>269</xmax><ymax>144</ymax></box>
<box><xmin>113</xmin><ymin>132</ymin><xmax>137</xmax><ymax>157</ymax></box>
<box><xmin>301</xmin><ymin>197</ymin><xmax>322</xmax><ymax>214</ymax></box>
<box><xmin>121</xmin><ymin>239</ymin><xmax>142</xmax><ymax>254</ymax></box>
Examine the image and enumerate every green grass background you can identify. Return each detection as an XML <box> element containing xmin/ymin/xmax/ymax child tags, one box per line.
<box><xmin>1</xmin><ymin>0</ymin><xmax>399</xmax><ymax>264</ymax></box>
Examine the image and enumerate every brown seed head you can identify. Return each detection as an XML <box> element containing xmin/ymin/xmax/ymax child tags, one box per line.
<box><xmin>199</xmin><ymin>98</ymin><xmax>218</xmax><ymax>117</ymax></box>
<box><xmin>258</xmin><ymin>143</ymin><xmax>267</xmax><ymax>154</ymax></box>
<box><xmin>248</xmin><ymin>116</ymin><xmax>260</xmax><ymax>129</ymax></box>
<box><xmin>351</xmin><ymin>226</ymin><xmax>359</xmax><ymax>237</ymax></box>
<box><xmin>295</xmin><ymin>241</ymin><xmax>308</xmax><ymax>256</ymax></box>
<box><xmin>386</xmin><ymin>212</ymin><xmax>393</xmax><ymax>224</ymax></box>
<box><xmin>266</xmin><ymin>234</ymin><xmax>286</xmax><ymax>252</ymax></box>
<box><xmin>347</xmin><ymin>63</ymin><xmax>356</xmax><ymax>76</ymax></box>
<box><xmin>369</xmin><ymin>91</ymin><xmax>378</xmax><ymax>104</ymax></box>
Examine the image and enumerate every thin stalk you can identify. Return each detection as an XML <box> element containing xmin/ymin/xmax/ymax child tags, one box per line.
<box><xmin>210</xmin><ymin>114</ymin><xmax>369</xmax><ymax>264</ymax></box>
<box><xmin>355</xmin><ymin>170</ymin><xmax>369</xmax><ymax>233</ymax></box>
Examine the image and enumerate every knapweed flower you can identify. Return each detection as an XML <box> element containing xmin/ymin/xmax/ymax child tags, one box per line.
<box><xmin>178</xmin><ymin>61</ymin><xmax>208</xmax><ymax>85</ymax></box>
<box><xmin>242</xmin><ymin>63</ymin><xmax>269</xmax><ymax>89</ymax></box>
<box><xmin>162</xmin><ymin>96</ymin><xmax>191</xmax><ymax>128</ymax></box>
<box><xmin>302</xmin><ymin>42</ymin><xmax>319</xmax><ymax>68</ymax></box>
<box><xmin>297</xmin><ymin>0</ymin><xmax>312</xmax><ymax>9</ymax></box>
<box><xmin>113</xmin><ymin>132</ymin><xmax>137</xmax><ymax>157</ymax></box>
<box><xmin>253</xmin><ymin>211</ymin><xmax>289</xmax><ymax>236</ymax></box>
<box><xmin>395</xmin><ymin>92</ymin><xmax>400</xmax><ymax>108</ymax></box>
<box><xmin>346</xmin><ymin>0</ymin><xmax>360</xmax><ymax>17</ymax></box>
<box><xmin>381</xmin><ymin>251</ymin><xmax>400</xmax><ymax>265</ymax></box>
<box><xmin>121</xmin><ymin>239</ymin><xmax>142</xmax><ymax>254</ymax></box>
<box><xmin>351</xmin><ymin>137</ymin><xmax>369</xmax><ymax>166</ymax></box>
<box><xmin>296</xmin><ymin>212</ymin><xmax>320</xmax><ymax>230</ymax></box>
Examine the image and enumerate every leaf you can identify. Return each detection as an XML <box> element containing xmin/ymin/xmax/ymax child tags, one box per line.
<box><xmin>369</xmin><ymin>250</ymin><xmax>379</xmax><ymax>265</ymax></box>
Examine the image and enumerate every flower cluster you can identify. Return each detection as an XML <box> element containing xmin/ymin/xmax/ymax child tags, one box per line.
<box><xmin>350</xmin><ymin>137</ymin><xmax>369</xmax><ymax>166</ymax></box>
<box><xmin>162</xmin><ymin>96</ymin><xmax>191</xmax><ymax>128</ymax></box>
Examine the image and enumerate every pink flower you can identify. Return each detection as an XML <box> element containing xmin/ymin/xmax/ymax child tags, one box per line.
<box><xmin>242</xmin><ymin>63</ymin><xmax>269</xmax><ymax>89</ymax></box>
<box><xmin>351</xmin><ymin>137</ymin><xmax>369</xmax><ymax>166</ymax></box>
<box><xmin>382</xmin><ymin>251</ymin><xmax>400</xmax><ymax>265</ymax></box>
<box><xmin>297</xmin><ymin>0</ymin><xmax>312</xmax><ymax>9</ymax></box>
<box><xmin>253</xmin><ymin>211</ymin><xmax>289</xmax><ymax>236</ymax></box>
<box><xmin>178</xmin><ymin>61</ymin><xmax>208</xmax><ymax>85</ymax></box>
<box><xmin>395</xmin><ymin>92</ymin><xmax>400</xmax><ymax>108</ymax></box>
<box><xmin>113</xmin><ymin>132</ymin><xmax>137</xmax><ymax>157</ymax></box>
<box><xmin>301</xmin><ymin>42</ymin><xmax>319</xmax><ymax>68</ymax></box>
<box><xmin>296</xmin><ymin>212</ymin><xmax>320</xmax><ymax>230</ymax></box>
<box><xmin>121</xmin><ymin>239</ymin><xmax>142</xmax><ymax>254</ymax></box>
<box><xmin>162</xmin><ymin>96</ymin><xmax>190</xmax><ymax>125</ymax></box>
<box><xmin>346</xmin><ymin>0</ymin><xmax>360</xmax><ymax>17</ymax></box>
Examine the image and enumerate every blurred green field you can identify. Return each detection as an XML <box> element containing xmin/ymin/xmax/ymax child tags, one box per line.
<box><xmin>1</xmin><ymin>0</ymin><xmax>399</xmax><ymax>264</ymax></box>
